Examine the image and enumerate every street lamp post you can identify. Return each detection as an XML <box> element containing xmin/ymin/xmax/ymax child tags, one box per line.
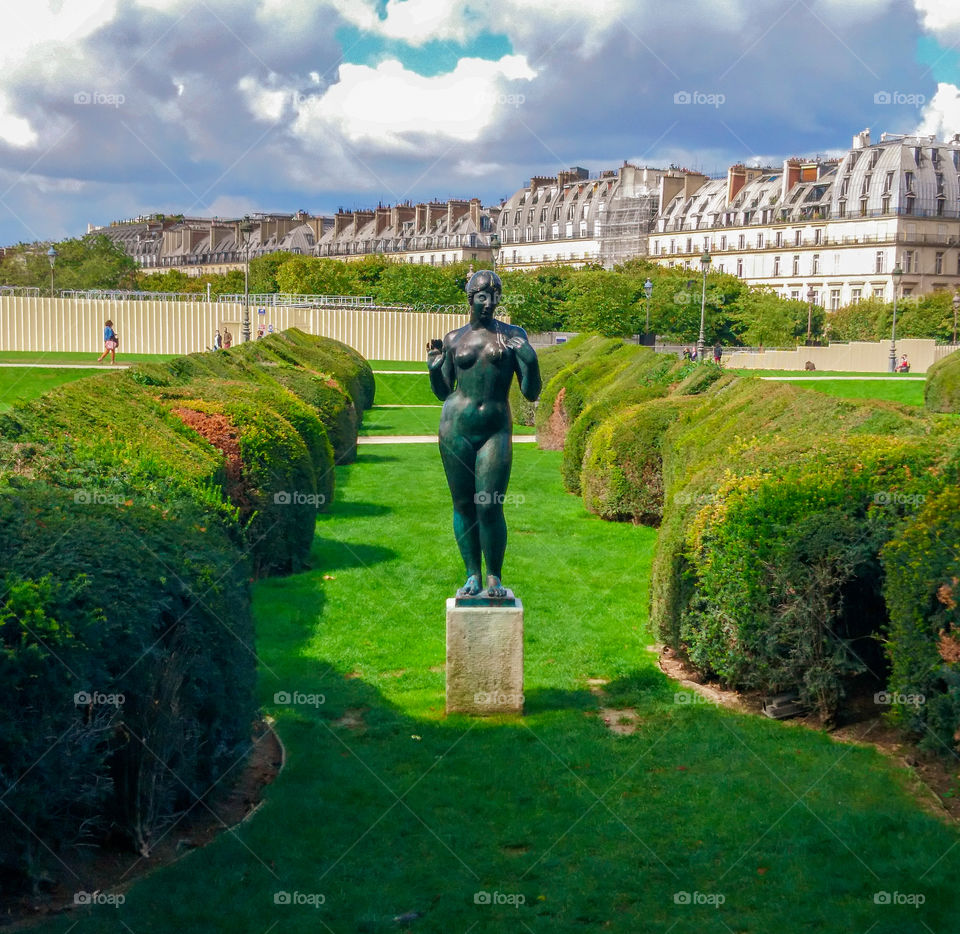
<box><xmin>888</xmin><ymin>263</ymin><xmax>903</xmax><ymax>372</ymax></box>
<box><xmin>643</xmin><ymin>277</ymin><xmax>653</xmax><ymax>345</ymax></box>
<box><xmin>239</xmin><ymin>217</ymin><xmax>255</xmax><ymax>342</ymax></box>
<box><xmin>489</xmin><ymin>233</ymin><xmax>500</xmax><ymax>271</ymax></box>
<box><xmin>697</xmin><ymin>251</ymin><xmax>710</xmax><ymax>362</ymax></box>
<box><xmin>953</xmin><ymin>291</ymin><xmax>959</xmax><ymax>345</ymax></box>
<box><xmin>47</xmin><ymin>246</ymin><xmax>57</xmax><ymax>298</ymax></box>
<box><xmin>806</xmin><ymin>287</ymin><xmax>815</xmax><ymax>345</ymax></box>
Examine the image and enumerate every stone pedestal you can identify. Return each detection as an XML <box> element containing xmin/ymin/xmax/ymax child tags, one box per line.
<box><xmin>445</xmin><ymin>597</ymin><xmax>524</xmax><ymax>715</ymax></box>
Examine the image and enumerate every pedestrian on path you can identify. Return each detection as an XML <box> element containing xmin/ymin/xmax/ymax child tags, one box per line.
<box><xmin>223</xmin><ymin>328</ymin><xmax>233</xmax><ymax>349</ymax></box>
<box><xmin>97</xmin><ymin>319</ymin><xmax>118</xmax><ymax>364</ymax></box>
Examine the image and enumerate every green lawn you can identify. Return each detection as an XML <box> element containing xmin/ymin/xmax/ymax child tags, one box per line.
<box><xmin>791</xmin><ymin>379</ymin><xmax>927</xmax><ymax>407</ymax></box>
<box><xmin>0</xmin><ymin>367</ymin><xmax>103</xmax><ymax>412</ymax></box>
<box><xmin>43</xmin><ymin>426</ymin><xmax>960</xmax><ymax>931</ymax></box>
<box><xmin>731</xmin><ymin>369</ymin><xmax>922</xmax><ymax>379</ymax></box>
<box><xmin>361</xmin><ymin>406</ymin><xmax>536</xmax><ymax>437</ymax></box>
<box><xmin>369</xmin><ymin>359</ymin><xmax>428</xmax><ymax>371</ymax></box>
<box><xmin>0</xmin><ymin>351</ymin><xmax>177</xmax><ymax>364</ymax></box>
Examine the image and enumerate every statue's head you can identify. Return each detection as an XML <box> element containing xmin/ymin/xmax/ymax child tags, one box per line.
<box><xmin>466</xmin><ymin>269</ymin><xmax>502</xmax><ymax>305</ymax></box>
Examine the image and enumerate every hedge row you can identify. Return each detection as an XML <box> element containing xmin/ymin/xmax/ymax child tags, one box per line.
<box><xmin>546</xmin><ymin>335</ymin><xmax>960</xmax><ymax>743</ymax></box>
<box><xmin>0</xmin><ymin>330</ymin><xmax>372</xmax><ymax>889</ymax></box>
<box><xmin>925</xmin><ymin>347</ymin><xmax>960</xmax><ymax>414</ymax></box>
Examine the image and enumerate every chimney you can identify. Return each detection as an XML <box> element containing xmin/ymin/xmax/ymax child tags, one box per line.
<box><xmin>799</xmin><ymin>161</ymin><xmax>819</xmax><ymax>182</ymax></box>
<box><xmin>334</xmin><ymin>211</ymin><xmax>351</xmax><ymax>237</ymax></box>
<box><xmin>727</xmin><ymin>164</ymin><xmax>749</xmax><ymax>203</ymax></box>
<box><xmin>780</xmin><ymin>158</ymin><xmax>802</xmax><ymax>201</ymax></box>
<box><xmin>352</xmin><ymin>209</ymin><xmax>374</xmax><ymax>233</ymax></box>
<box><xmin>375</xmin><ymin>207</ymin><xmax>391</xmax><ymax>234</ymax></box>
<box><xmin>414</xmin><ymin>203</ymin><xmax>427</xmax><ymax>233</ymax></box>
<box><xmin>852</xmin><ymin>128</ymin><xmax>871</xmax><ymax>149</ymax></box>
<box><xmin>446</xmin><ymin>199</ymin><xmax>470</xmax><ymax>230</ymax></box>
<box><xmin>391</xmin><ymin>204</ymin><xmax>415</xmax><ymax>227</ymax></box>
<box><xmin>426</xmin><ymin>201</ymin><xmax>445</xmax><ymax>231</ymax></box>
<box><xmin>659</xmin><ymin>172</ymin><xmax>685</xmax><ymax>212</ymax></box>
<box><xmin>469</xmin><ymin>198</ymin><xmax>481</xmax><ymax>229</ymax></box>
<box><xmin>682</xmin><ymin>171</ymin><xmax>708</xmax><ymax>201</ymax></box>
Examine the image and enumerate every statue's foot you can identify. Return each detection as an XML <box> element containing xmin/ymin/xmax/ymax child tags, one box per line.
<box><xmin>457</xmin><ymin>574</ymin><xmax>482</xmax><ymax>597</ymax></box>
<box><xmin>486</xmin><ymin>575</ymin><xmax>507</xmax><ymax>598</ymax></box>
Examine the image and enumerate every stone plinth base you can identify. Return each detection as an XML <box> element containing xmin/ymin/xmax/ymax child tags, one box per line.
<box><xmin>445</xmin><ymin>597</ymin><xmax>524</xmax><ymax>716</ymax></box>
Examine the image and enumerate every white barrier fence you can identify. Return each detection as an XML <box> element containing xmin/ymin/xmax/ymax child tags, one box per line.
<box><xmin>0</xmin><ymin>296</ymin><xmax>472</xmax><ymax>361</ymax></box>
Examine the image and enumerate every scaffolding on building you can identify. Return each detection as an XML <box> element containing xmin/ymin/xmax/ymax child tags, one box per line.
<box><xmin>599</xmin><ymin>194</ymin><xmax>657</xmax><ymax>268</ymax></box>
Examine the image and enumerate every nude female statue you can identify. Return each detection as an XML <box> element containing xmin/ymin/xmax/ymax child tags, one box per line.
<box><xmin>428</xmin><ymin>270</ymin><xmax>541</xmax><ymax>598</ymax></box>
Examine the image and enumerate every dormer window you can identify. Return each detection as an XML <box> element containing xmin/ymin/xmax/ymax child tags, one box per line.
<box><xmin>904</xmin><ymin>171</ymin><xmax>914</xmax><ymax>191</ymax></box>
<box><xmin>870</xmin><ymin>149</ymin><xmax>881</xmax><ymax>168</ymax></box>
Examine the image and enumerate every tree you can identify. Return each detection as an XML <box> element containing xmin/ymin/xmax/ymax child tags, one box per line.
<box><xmin>0</xmin><ymin>234</ymin><xmax>137</xmax><ymax>292</ymax></box>
<box><xmin>562</xmin><ymin>270</ymin><xmax>639</xmax><ymax>336</ymax></box>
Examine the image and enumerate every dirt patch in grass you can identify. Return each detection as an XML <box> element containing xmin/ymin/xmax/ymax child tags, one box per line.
<box><xmin>538</xmin><ymin>387</ymin><xmax>569</xmax><ymax>450</ymax></box>
<box><xmin>588</xmin><ymin>678</ymin><xmax>643</xmax><ymax>736</ymax></box>
<box><xmin>2</xmin><ymin>720</ymin><xmax>283</xmax><ymax>930</ymax></box>
<box><xmin>332</xmin><ymin>708</ymin><xmax>367</xmax><ymax>732</ymax></box>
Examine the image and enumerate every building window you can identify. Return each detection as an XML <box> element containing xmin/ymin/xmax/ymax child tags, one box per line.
<box><xmin>882</xmin><ymin>195</ymin><xmax>891</xmax><ymax>213</ymax></box>
<box><xmin>903</xmin><ymin>249</ymin><xmax>914</xmax><ymax>273</ymax></box>
<box><xmin>936</xmin><ymin>251</ymin><xmax>944</xmax><ymax>274</ymax></box>
<box><xmin>757</xmin><ymin>233</ymin><xmax>764</xmax><ymax>248</ymax></box>
<box><xmin>838</xmin><ymin>200</ymin><xmax>846</xmax><ymax>218</ymax></box>
<box><xmin>875</xmin><ymin>251</ymin><xmax>884</xmax><ymax>273</ymax></box>
<box><xmin>794</xmin><ymin>230</ymin><xmax>802</xmax><ymax>246</ymax></box>
<box><xmin>669</xmin><ymin>239</ymin><xmax>676</xmax><ymax>253</ymax></box>
<box><xmin>812</xmin><ymin>253</ymin><xmax>820</xmax><ymax>274</ymax></box>
<box><xmin>851</xmin><ymin>288</ymin><xmax>861</xmax><ymax>304</ymax></box>
<box><xmin>539</xmin><ymin>225</ymin><xmax>546</xmax><ymax>240</ymax></box>
<box><xmin>874</xmin><ymin>286</ymin><xmax>885</xmax><ymax>298</ymax></box>
<box><xmin>860</xmin><ymin>198</ymin><xmax>868</xmax><ymax>216</ymax></box>
<box><xmin>525</xmin><ymin>226</ymin><xmax>532</xmax><ymax>241</ymax></box>
<box><xmin>686</xmin><ymin>237</ymin><xmax>693</xmax><ymax>252</ymax></box>
<box><xmin>830</xmin><ymin>289</ymin><xmax>840</xmax><ymax>311</ymax></box>
<box><xmin>720</xmin><ymin>235</ymin><xmax>727</xmax><ymax>250</ymax></box>
<box><xmin>579</xmin><ymin>221</ymin><xmax>586</xmax><ymax>237</ymax></box>
<box><xmin>540</xmin><ymin>208</ymin><xmax>546</xmax><ymax>222</ymax></box>
<box><xmin>792</xmin><ymin>254</ymin><xmax>800</xmax><ymax>275</ymax></box>
<box><xmin>738</xmin><ymin>233</ymin><xmax>745</xmax><ymax>249</ymax></box>
<box><xmin>790</xmin><ymin>289</ymin><xmax>800</xmax><ymax>301</ymax></box>
<box><xmin>736</xmin><ymin>258</ymin><xmax>743</xmax><ymax>277</ymax></box>
<box><xmin>773</xmin><ymin>255</ymin><xmax>781</xmax><ymax>276</ymax></box>
<box><xmin>814</xmin><ymin>228</ymin><xmax>823</xmax><ymax>245</ymax></box>
<box><xmin>884</xmin><ymin>171</ymin><xmax>894</xmax><ymax>191</ymax></box>
<box><xmin>775</xmin><ymin>231</ymin><xmax>782</xmax><ymax>247</ymax></box>
<box><xmin>565</xmin><ymin>221</ymin><xmax>574</xmax><ymax>237</ymax></box>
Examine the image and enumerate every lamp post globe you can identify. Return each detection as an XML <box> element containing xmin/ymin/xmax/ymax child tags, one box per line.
<box><xmin>643</xmin><ymin>277</ymin><xmax>654</xmax><ymax>342</ymax></box>
<box><xmin>239</xmin><ymin>217</ymin><xmax>255</xmax><ymax>342</ymax></box>
<box><xmin>697</xmin><ymin>251</ymin><xmax>710</xmax><ymax>362</ymax></box>
<box><xmin>47</xmin><ymin>246</ymin><xmax>57</xmax><ymax>298</ymax></box>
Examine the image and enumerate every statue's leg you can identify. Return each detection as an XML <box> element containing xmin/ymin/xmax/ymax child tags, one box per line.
<box><xmin>439</xmin><ymin>433</ymin><xmax>481</xmax><ymax>594</ymax></box>
<box><xmin>475</xmin><ymin>430</ymin><xmax>512</xmax><ymax>595</ymax></box>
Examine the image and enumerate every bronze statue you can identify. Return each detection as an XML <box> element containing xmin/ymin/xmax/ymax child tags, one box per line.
<box><xmin>428</xmin><ymin>270</ymin><xmax>541</xmax><ymax>598</ymax></box>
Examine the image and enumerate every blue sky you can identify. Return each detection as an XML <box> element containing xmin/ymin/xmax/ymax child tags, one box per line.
<box><xmin>0</xmin><ymin>0</ymin><xmax>958</xmax><ymax>246</ymax></box>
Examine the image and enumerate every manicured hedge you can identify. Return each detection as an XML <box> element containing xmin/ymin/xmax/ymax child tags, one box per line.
<box><xmin>0</xmin><ymin>330</ymin><xmax>370</xmax><ymax>890</ymax></box>
<box><xmin>924</xmin><ymin>348</ymin><xmax>960</xmax><ymax>413</ymax></box>
<box><xmin>564</xmin><ymin>351</ymin><xmax>960</xmax><ymax>723</ymax></box>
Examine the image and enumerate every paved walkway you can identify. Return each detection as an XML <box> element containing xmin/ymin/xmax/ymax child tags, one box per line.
<box><xmin>761</xmin><ymin>375</ymin><xmax>925</xmax><ymax>381</ymax></box>
<box><xmin>358</xmin><ymin>435</ymin><xmax>538</xmax><ymax>445</ymax></box>
<box><xmin>0</xmin><ymin>362</ymin><xmax>131</xmax><ymax>369</ymax></box>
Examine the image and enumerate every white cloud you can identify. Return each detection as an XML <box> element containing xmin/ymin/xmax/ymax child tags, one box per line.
<box><xmin>283</xmin><ymin>54</ymin><xmax>536</xmax><ymax>149</ymax></box>
<box><xmin>912</xmin><ymin>0</ymin><xmax>960</xmax><ymax>35</ymax></box>
<box><xmin>916</xmin><ymin>81</ymin><xmax>960</xmax><ymax>138</ymax></box>
<box><xmin>0</xmin><ymin>93</ymin><xmax>38</xmax><ymax>148</ymax></box>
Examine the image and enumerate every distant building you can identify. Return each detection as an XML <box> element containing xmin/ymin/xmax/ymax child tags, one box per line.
<box><xmin>494</xmin><ymin>163</ymin><xmax>694</xmax><ymax>271</ymax></box>
<box><xmin>315</xmin><ymin>198</ymin><xmax>497</xmax><ymax>266</ymax></box>
<box><xmin>648</xmin><ymin>129</ymin><xmax>960</xmax><ymax>307</ymax></box>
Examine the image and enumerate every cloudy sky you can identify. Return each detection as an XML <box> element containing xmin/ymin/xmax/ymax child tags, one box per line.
<box><xmin>0</xmin><ymin>0</ymin><xmax>958</xmax><ymax>245</ymax></box>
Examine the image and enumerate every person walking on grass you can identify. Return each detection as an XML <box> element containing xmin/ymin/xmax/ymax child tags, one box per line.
<box><xmin>713</xmin><ymin>342</ymin><xmax>722</xmax><ymax>365</ymax></box>
<box><xmin>97</xmin><ymin>319</ymin><xmax>118</xmax><ymax>364</ymax></box>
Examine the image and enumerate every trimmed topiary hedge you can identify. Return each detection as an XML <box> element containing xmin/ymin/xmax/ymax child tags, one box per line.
<box><xmin>0</xmin><ymin>330</ymin><xmax>370</xmax><ymax>890</ymax></box>
<box><xmin>924</xmin><ymin>348</ymin><xmax>960</xmax><ymax>413</ymax></box>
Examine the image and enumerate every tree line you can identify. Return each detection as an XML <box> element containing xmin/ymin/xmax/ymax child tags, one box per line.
<box><xmin>2</xmin><ymin>235</ymin><xmax>957</xmax><ymax>345</ymax></box>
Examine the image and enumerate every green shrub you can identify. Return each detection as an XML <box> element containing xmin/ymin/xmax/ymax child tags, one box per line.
<box><xmin>882</xmin><ymin>486</ymin><xmax>960</xmax><ymax>751</ymax></box>
<box><xmin>925</xmin><ymin>349</ymin><xmax>960</xmax><ymax>413</ymax></box>
<box><xmin>580</xmin><ymin>399</ymin><xmax>690</xmax><ymax>522</ymax></box>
